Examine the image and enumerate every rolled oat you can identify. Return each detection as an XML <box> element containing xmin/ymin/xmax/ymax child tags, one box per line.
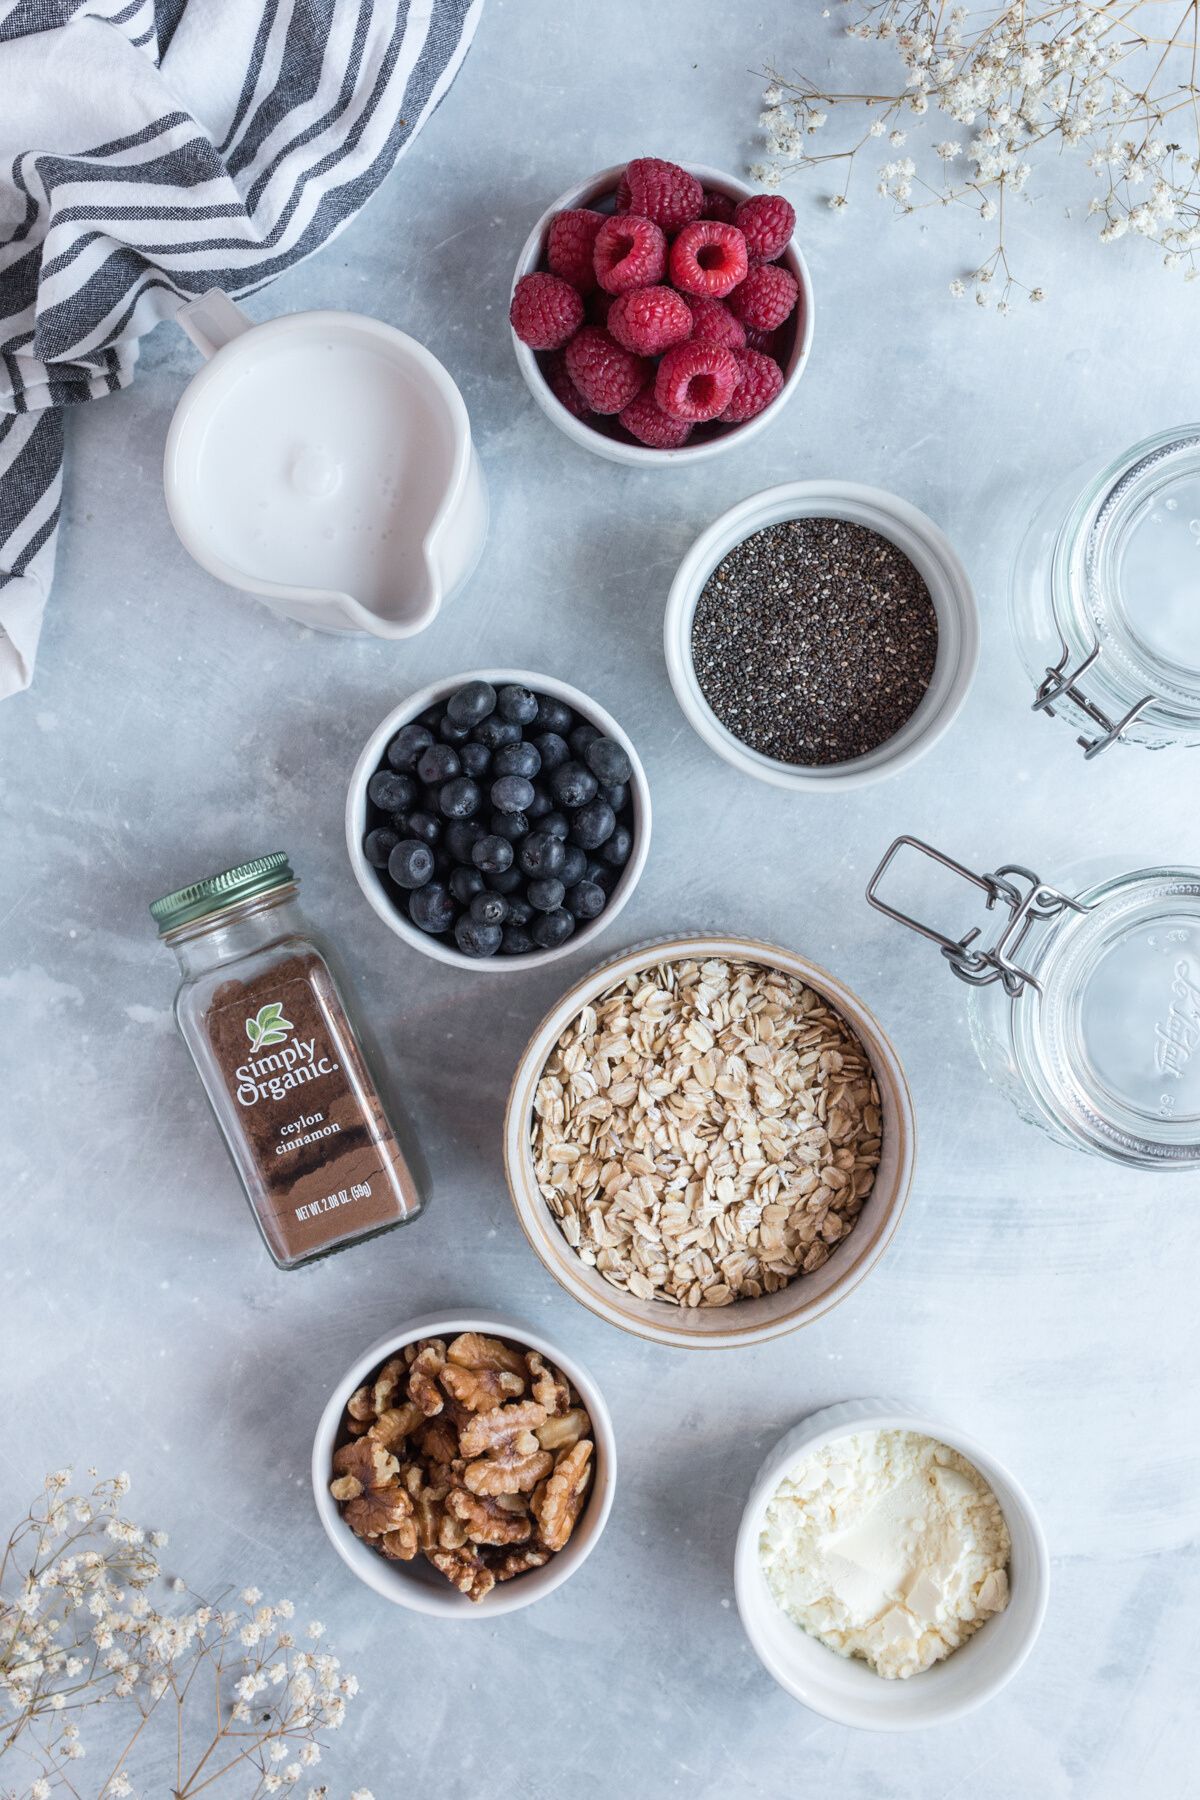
<box><xmin>531</xmin><ymin>957</ymin><xmax>882</xmax><ymax>1307</ymax></box>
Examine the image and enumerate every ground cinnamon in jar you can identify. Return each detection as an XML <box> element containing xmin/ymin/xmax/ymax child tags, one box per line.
<box><xmin>152</xmin><ymin>853</ymin><xmax>424</xmax><ymax>1268</ymax></box>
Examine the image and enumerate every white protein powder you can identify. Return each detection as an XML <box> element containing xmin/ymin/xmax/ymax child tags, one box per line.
<box><xmin>759</xmin><ymin>1429</ymin><xmax>1011</xmax><ymax>1680</ymax></box>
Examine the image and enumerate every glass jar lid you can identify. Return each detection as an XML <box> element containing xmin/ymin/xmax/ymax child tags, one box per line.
<box><xmin>1015</xmin><ymin>867</ymin><xmax>1200</xmax><ymax>1165</ymax></box>
<box><xmin>1045</xmin><ymin>426</ymin><xmax>1200</xmax><ymax>746</ymax></box>
<box><xmin>150</xmin><ymin>853</ymin><xmax>294</xmax><ymax>935</ymax></box>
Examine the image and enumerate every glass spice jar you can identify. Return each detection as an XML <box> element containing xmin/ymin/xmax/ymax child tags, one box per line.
<box><xmin>151</xmin><ymin>853</ymin><xmax>425</xmax><ymax>1266</ymax></box>
<box><xmin>1011</xmin><ymin>425</ymin><xmax>1200</xmax><ymax>757</ymax></box>
<box><xmin>868</xmin><ymin>837</ymin><xmax>1200</xmax><ymax>1169</ymax></box>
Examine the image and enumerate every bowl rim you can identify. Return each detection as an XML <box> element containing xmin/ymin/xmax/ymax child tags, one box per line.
<box><xmin>310</xmin><ymin>1310</ymin><xmax>617</xmax><ymax>1618</ymax></box>
<box><xmin>509</xmin><ymin>162</ymin><xmax>815</xmax><ymax>467</ymax></box>
<box><xmin>663</xmin><ymin>479</ymin><xmax>981</xmax><ymax>792</ymax></box>
<box><xmin>733</xmin><ymin>1399</ymin><xmax>1050</xmax><ymax>1728</ymax></box>
<box><xmin>502</xmin><ymin>934</ymin><xmax>916</xmax><ymax>1348</ymax></box>
<box><xmin>344</xmin><ymin>667</ymin><xmax>652</xmax><ymax>971</ymax></box>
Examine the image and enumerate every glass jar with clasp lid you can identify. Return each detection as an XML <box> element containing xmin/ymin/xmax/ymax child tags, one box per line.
<box><xmin>1011</xmin><ymin>425</ymin><xmax>1200</xmax><ymax>757</ymax></box>
<box><xmin>867</xmin><ymin>837</ymin><xmax>1200</xmax><ymax>1168</ymax></box>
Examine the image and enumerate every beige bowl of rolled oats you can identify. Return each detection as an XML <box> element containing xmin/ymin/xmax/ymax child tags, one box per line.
<box><xmin>504</xmin><ymin>938</ymin><xmax>916</xmax><ymax>1348</ymax></box>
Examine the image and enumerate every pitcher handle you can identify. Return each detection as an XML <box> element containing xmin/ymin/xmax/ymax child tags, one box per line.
<box><xmin>175</xmin><ymin>289</ymin><xmax>253</xmax><ymax>360</ymax></box>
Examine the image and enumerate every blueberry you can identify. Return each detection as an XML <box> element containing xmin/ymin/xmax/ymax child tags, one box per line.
<box><xmin>488</xmin><ymin>867</ymin><xmax>523</xmax><ymax>895</ymax></box>
<box><xmin>493</xmin><ymin>740</ymin><xmax>541</xmax><ymax>780</ymax></box>
<box><xmin>439</xmin><ymin>776</ymin><xmax>482</xmax><ymax>819</ymax></box>
<box><xmin>472</xmin><ymin>834</ymin><xmax>514</xmax><ymax>875</ymax></box>
<box><xmin>531</xmin><ymin>908</ymin><xmax>576</xmax><ymax>949</ymax></box>
<box><xmin>584</xmin><ymin>858</ymin><xmax>615</xmax><ymax>892</ymax></box>
<box><xmin>368</xmin><ymin>769</ymin><xmax>417</xmax><ymax>813</ymax></box>
<box><xmin>492</xmin><ymin>774</ymin><xmax>535</xmax><ymax>815</ymax></box>
<box><xmin>501</xmin><ymin>925</ymin><xmax>535</xmax><ymax>955</ymax></box>
<box><xmin>459</xmin><ymin>740</ymin><xmax>492</xmax><ymax>780</ymax></box>
<box><xmin>449</xmin><ymin>866</ymin><xmax>485</xmax><ymax>905</ymax></box>
<box><xmin>566</xmin><ymin>879</ymin><xmax>607</xmax><ymax>921</ymax></box>
<box><xmin>559</xmin><ymin>843</ymin><xmax>588</xmax><ymax>887</ymax></box>
<box><xmin>497</xmin><ymin>684</ymin><xmax>539</xmax><ymax>725</ymax></box>
<box><xmin>363</xmin><ymin>828</ymin><xmax>400</xmax><ymax>868</ymax></box>
<box><xmin>489</xmin><ymin>808</ymin><xmax>529</xmax><ymax>843</ymax></box>
<box><xmin>600</xmin><ymin>823</ymin><xmax>632</xmax><ymax>868</ymax></box>
<box><xmin>570</xmin><ymin>798</ymin><xmax>616</xmax><ymax>850</ymax></box>
<box><xmin>444</xmin><ymin>819</ymin><xmax>485</xmax><ymax>863</ymax></box>
<box><xmin>405</xmin><ymin>810</ymin><xmax>442</xmax><ymax>847</ymax></box>
<box><xmin>438</xmin><ymin>715</ymin><xmax>472</xmax><ymax>745</ymax></box>
<box><xmin>419</xmin><ymin>783</ymin><xmax>445</xmax><ymax>814</ymax></box>
<box><xmin>531</xmin><ymin>731</ymin><xmax>570</xmax><ymax>774</ymax></box>
<box><xmin>388</xmin><ymin>839</ymin><xmax>435</xmax><ymax>890</ymax></box>
<box><xmin>506</xmin><ymin>894</ymin><xmax>533</xmax><ymax>926</ymax></box>
<box><xmin>447</xmin><ymin>680</ymin><xmax>497</xmax><ymax>728</ymax></box>
<box><xmin>409</xmin><ymin>882</ymin><xmax>456</xmax><ymax>934</ymax></box>
<box><xmin>526</xmin><ymin>786</ymin><xmax>554</xmax><ymax>820</ymax></box>
<box><xmin>583</xmin><ymin>736</ymin><xmax>633</xmax><ymax>786</ymax></box>
<box><xmin>470</xmin><ymin>891</ymin><xmax>509</xmax><ymax>927</ymax></box>
<box><xmin>386</xmin><ymin>723</ymin><xmax>434</xmax><ymax>773</ymax></box>
<box><xmin>569</xmin><ymin>722</ymin><xmax>601</xmax><ymax>761</ymax></box>
<box><xmin>534</xmin><ymin>695</ymin><xmax>575</xmax><ymax>735</ymax></box>
<box><xmin>417</xmin><ymin>743</ymin><xmax>460</xmax><ymax>786</ymax></box>
<box><xmin>417</xmin><ymin>704</ymin><xmax>443</xmax><ymax>729</ymax></box>
<box><xmin>519</xmin><ymin>832</ymin><xmax>566</xmax><ymax>879</ymax></box>
<box><xmin>528</xmin><ymin>877</ymin><xmax>566</xmax><ymax>912</ymax></box>
<box><xmin>542</xmin><ymin>811</ymin><xmax>570</xmax><ymax>842</ymax></box>
<box><xmin>454</xmin><ymin>914</ymin><xmax>502</xmax><ymax>957</ymax></box>
<box><xmin>600</xmin><ymin>781</ymin><xmax>629</xmax><ymax>812</ymax></box>
<box><xmin>473</xmin><ymin>716</ymin><xmax>522</xmax><ymax>750</ymax></box>
<box><xmin>550</xmin><ymin>761</ymin><xmax>598</xmax><ymax>810</ymax></box>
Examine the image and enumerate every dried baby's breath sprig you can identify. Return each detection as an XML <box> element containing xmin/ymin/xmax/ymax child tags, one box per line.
<box><xmin>754</xmin><ymin>1</ymin><xmax>1200</xmax><ymax>306</ymax></box>
<box><xmin>0</xmin><ymin>1471</ymin><xmax>364</xmax><ymax>1799</ymax></box>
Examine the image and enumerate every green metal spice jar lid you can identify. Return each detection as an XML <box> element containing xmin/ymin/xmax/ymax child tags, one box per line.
<box><xmin>150</xmin><ymin>853</ymin><xmax>294</xmax><ymax>935</ymax></box>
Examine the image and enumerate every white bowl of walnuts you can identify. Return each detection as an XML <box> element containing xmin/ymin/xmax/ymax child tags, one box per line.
<box><xmin>311</xmin><ymin>1313</ymin><xmax>616</xmax><ymax>1616</ymax></box>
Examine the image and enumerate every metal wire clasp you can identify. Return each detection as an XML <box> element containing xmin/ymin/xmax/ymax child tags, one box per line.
<box><xmin>1032</xmin><ymin>640</ymin><xmax>1154</xmax><ymax>759</ymax></box>
<box><xmin>866</xmin><ymin>836</ymin><xmax>1089</xmax><ymax>996</ymax></box>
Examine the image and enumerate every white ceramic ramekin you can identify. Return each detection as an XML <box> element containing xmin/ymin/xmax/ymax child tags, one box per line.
<box><xmin>510</xmin><ymin>164</ymin><xmax>814</xmax><ymax>466</ymax></box>
<box><xmin>312</xmin><ymin>1312</ymin><xmax>616</xmax><ymax>1619</ymax></box>
<box><xmin>346</xmin><ymin>668</ymin><xmax>651</xmax><ymax>971</ymax></box>
<box><xmin>664</xmin><ymin>481</ymin><xmax>980</xmax><ymax>790</ymax></box>
<box><xmin>504</xmin><ymin>936</ymin><xmax>915</xmax><ymax>1348</ymax></box>
<box><xmin>734</xmin><ymin>1399</ymin><xmax>1049</xmax><ymax>1728</ymax></box>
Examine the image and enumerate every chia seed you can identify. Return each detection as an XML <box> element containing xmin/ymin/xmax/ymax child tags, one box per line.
<box><xmin>690</xmin><ymin>516</ymin><xmax>939</xmax><ymax>766</ymax></box>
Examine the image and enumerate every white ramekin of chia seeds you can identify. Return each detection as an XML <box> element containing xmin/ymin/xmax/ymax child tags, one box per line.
<box><xmin>664</xmin><ymin>481</ymin><xmax>979</xmax><ymax>791</ymax></box>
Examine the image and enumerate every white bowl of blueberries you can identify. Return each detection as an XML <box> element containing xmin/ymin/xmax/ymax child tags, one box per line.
<box><xmin>346</xmin><ymin>669</ymin><xmax>651</xmax><ymax>967</ymax></box>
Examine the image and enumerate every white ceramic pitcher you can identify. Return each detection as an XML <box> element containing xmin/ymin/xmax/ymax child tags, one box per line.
<box><xmin>163</xmin><ymin>291</ymin><xmax>487</xmax><ymax>637</ymax></box>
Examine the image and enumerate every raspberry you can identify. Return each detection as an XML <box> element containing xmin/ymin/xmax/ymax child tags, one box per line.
<box><xmin>564</xmin><ymin>325</ymin><xmax>650</xmax><ymax>414</ymax></box>
<box><xmin>547</xmin><ymin>208</ymin><xmax>605</xmax><ymax>291</ymax></box>
<box><xmin>654</xmin><ymin>341</ymin><xmax>739</xmax><ymax>423</ymax></box>
<box><xmin>509</xmin><ymin>272</ymin><xmax>585</xmax><ymax>350</ymax></box>
<box><xmin>608</xmin><ymin>285</ymin><xmax>692</xmax><ymax>356</ymax></box>
<box><xmin>615</xmin><ymin>157</ymin><xmax>703</xmax><ymax>231</ymax></box>
<box><xmin>727</xmin><ymin>263</ymin><xmax>799</xmax><ymax>332</ymax></box>
<box><xmin>733</xmin><ymin>193</ymin><xmax>797</xmax><ymax>263</ymax></box>
<box><xmin>543</xmin><ymin>350</ymin><xmax>591</xmax><ymax>421</ymax></box>
<box><xmin>687</xmin><ymin>295</ymin><xmax>746</xmax><ymax>352</ymax></box>
<box><xmin>700</xmin><ymin>188</ymin><xmax>737</xmax><ymax>225</ymax></box>
<box><xmin>669</xmin><ymin>221</ymin><xmax>749</xmax><ymax>300</ymax></box>
<box><xmin>719</xmin><ymin>349</ymin><xmax>784</xmax><ymax>424</ymax></box>
<box><xmin>593</xmin><ymin>213</ymin><xmax>667</xmax><ymax>293</ymax></box>
<box><xmin>619</xmin><ymin>390</ymin><xmax>693</xmax><ymax>449</ymax></box>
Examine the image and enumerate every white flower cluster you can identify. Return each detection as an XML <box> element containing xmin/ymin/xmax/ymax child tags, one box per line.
<box><xmin>754</xmin><ymin>0</ymin><xmax>1200</xmax><ymax>306</ymax></box>
<box><xmin>0</xmin><ymin>1472</ymin><xmax>363</xmax><ymax>1799</ymax></box>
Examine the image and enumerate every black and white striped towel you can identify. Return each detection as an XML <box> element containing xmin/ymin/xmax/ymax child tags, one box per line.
<box><xmin>0</xmin><ymin>0</ymin><xmax>481</xmax><ymax>699</ymax></box>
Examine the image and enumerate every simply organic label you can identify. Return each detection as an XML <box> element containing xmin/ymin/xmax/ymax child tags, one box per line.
<box><xmin>234</xmin><ymin>999</ymin><xmax>340</xmax><ymax>1106</ymax></box>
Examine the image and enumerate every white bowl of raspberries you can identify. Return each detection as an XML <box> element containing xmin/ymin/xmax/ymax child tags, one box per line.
<box><xmin>509</xmin><ymin>156</ymin><xmax>813</xmax><ymax>463</ymax></box>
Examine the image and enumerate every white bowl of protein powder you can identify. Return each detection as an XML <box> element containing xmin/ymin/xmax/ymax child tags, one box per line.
<box><xmin>734</xmin><ymin>1399</ymin><xmax>1049</xmax><ymax>1729</ymax></box>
